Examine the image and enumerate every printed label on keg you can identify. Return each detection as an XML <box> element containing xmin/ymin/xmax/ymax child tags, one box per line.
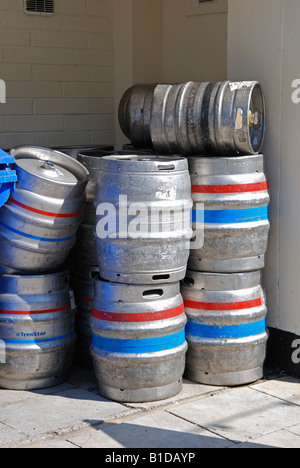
<box><xmin>16</xmin><ymin>332</ymin><xmax>46</xmax><ymax>338</ymax></box>
<box><xmin>229</xmin><ymin>81</ymin><xmax>254</xmax><ymax>92</ymax></box>
<box><xmin>0</xmin><ymin>79</ymin><xmax>6</xmax><ymax>104</ymax></box>
<box><xmin>0</xmin><ymin>339</ymin><xmax>6</xmax><ymax>363</ymax></box>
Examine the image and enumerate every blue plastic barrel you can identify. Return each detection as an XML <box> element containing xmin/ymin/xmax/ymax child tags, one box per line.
<box><xmin>0</xmin><ymin>149</ymin><xmax>17</xmax><ymax>207</ymax></box>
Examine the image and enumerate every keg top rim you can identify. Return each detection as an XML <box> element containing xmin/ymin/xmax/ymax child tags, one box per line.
<box><xmin>187</xmin><ymin>154</ymin><xmax>264</xmax><ymax>161</ymax></box>
<box><xmin>98</xmin><ymin>153</ymin><xmax>188</xmax><ymax>172</ymax></box>
<box><xmin>10</xmin><ymin>146</ymin><xmax>90</xmax><ymax>185</ymax></box>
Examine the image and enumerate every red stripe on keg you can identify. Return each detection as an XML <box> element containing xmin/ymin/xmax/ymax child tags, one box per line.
<box><xmin>8</xmin><ymin>196</ymin><xmax>84</xmax><ymax>218</ymax></box>
<box><xmin>0</xmin><ymin>305</ymin><xmax>70</xmax><ymax>315</ymax></box>
<box><xmin>184</xmin><ymin>297</ymin><xmax>264</xmax><ymax>311</ymax></box>
<box><xmin>76</xmin><ymin>296</ymin><xmax>93</xmax><ymax>302</ymax></box>
<box><xmin>91</xmin><ymin>303</ymin><xmax>185</xmax><ymax>322</ymax></box>
<box><xmin>191</xmin><ymin>182</ymin><xmax>269</xmax><ymax>194</ymax></box>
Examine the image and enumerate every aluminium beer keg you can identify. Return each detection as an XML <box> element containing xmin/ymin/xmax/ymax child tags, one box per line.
<box><xmin>188</xmin><ymin>154</ymin><xmax>270</xmax><ymax>273</ymax></box>
<box><xmin>0</xmin><ymin>271</ymin><xmax>76</xmax><ymax>390</ymax></box>
<box><xmin>119</xmin><ymin>81</ymin><xmax>266</xmax><ymax>156</ymax></box>
<box><xmin>150</xmin><ymin>81</ymin><xmax>265</xmax><ymax>156</ymax></box>
<box><xmin>94</xmin><ymin>154</ymin><xmax>193</xmax><ymax>284</ymax></box>
<box><xmin>181</xmin><ymin>270</ymin><xmax>268</xmax><ymax>387</ymax></box>
<box><xmin>90</xmin><ymin>277</ymin><xmax>187</xmax><ymax>402</ymax></box>
<box><xmin>0</xmin><ymin>146</ymin><xmax>89</xmax><ymax>274</ymax></box>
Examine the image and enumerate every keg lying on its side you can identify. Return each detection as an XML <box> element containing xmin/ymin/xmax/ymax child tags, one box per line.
<box><xmin>0</xmin><ymin>271</ymin><xmax>76</xmax><ymax>390</ymax></box>
<box><xmin>188</xmin><ymin>154</ymin><xmax>270</xmax><ymax>273</ymax></box>
<box><xmin>0</xmin><ymin>146</ymin><xmax>89</xmax><ymax>274</ymax></box>
<box><xmin>71</xmin><ymin>266</ymin><xmax>99</xmax><ymax>369</ymax></box>
<box><xmin>94</xmin><ymin>154</ymin><xmax>193</xmax><ymax>284</ymax></box>
<box><xmin>118</xmin><ymin>81</ymin><xmax>266</xmax><ymax>156</ymax></box>
<box><xmin>181</xmin><ymin>270</ymin><xmax>268</xmax><ymax>387</ymax></box>
<box><xmin>90</xmin><ymin>277</ymin><xmax>187</xmax><ymax>402</ymax></box>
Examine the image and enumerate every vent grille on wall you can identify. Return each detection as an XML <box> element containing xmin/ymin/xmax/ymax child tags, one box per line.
<box><xmin>24</xmin><ymin>0</ymin><xmax>54</xmax><ymax>16</ymax></box>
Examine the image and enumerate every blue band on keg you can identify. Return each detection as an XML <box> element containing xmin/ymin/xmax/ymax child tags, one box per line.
<box><xmin>92</xmin><ymin>330</ymin><xmax>185</xmax><ymax>354</ymax></box>
<box><xmin>3</xmin><ymin>332</ymin><xmax>75</xmax><ymax>344</ymax></box>
<box><xmin>0</xmin><ymin>221</ymin><xmax>76</xmax><ymax>243</ymax></box>
<box><xmin>192</xmin><ymin>206</ymin><xmax>269</xmax><ymax>224</ymax></box>
<box><xmin>185</xmin><ymin>319</ymin><xmax>266</xmax><ymax>340</ymax></box>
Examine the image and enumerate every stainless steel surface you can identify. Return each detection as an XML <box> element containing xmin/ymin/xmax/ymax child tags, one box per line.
<box><xmin>0</xmin><ymin>271</ymin><xmax>76</xmax><ymax>390</ymax></box>
<box><xmin>188</xmin><ymin>154</ymin><xmax>270</xmax><ymax>272</ymax></box>
<box><xmin>181</xmin><ymin>270</ymin><xmax>268</xmax><ymax>386</ymax></box>
<box><xmin>90</xmin><ymin>278</ymin><xmax>187</xmax><ymax>402</ymax></box>
<box><xmin>119</xmin><ymin>81</ymin><xmax>266</xmax><ymax>156</ymax></box>
<box><xmin>71</xmin><ymin>266</ymin><xmax>99</xmax><ymax>370</ymax></box>
<box><xmin>94</xmin><ymin>154</ymin><xmax>193</xmax><ymax>284</ymax></box>
<box><xmin>150</xmin><ymin>81</ymin><xmax>266</xmax><ymax>156</ymax></box>
<box><xmin>0</xmin><ymin>146</ymin><xmax>89</xmax><ymax>274</ymax></box>
<box><xmin>118</xmin><ymin>84</ymin><xmax>156</xmax><ymax>149</ymax></box>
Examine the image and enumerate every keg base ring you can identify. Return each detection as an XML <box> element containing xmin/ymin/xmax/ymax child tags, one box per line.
<box><xmin>184</xmin><ymin>366</ymin><xmax>264</xmax><ymax>388</ymax></box>
<box><xmin>97</xmin><ymin>379</ymin><xmax>183</xmax><ymax>403</ymax></box>
<box><xmin>0</xmin><ymin>372</ymin><xmax>71</xmax><ymax>391</ymax></box>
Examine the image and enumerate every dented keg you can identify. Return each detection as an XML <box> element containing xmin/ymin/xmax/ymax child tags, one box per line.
<box><xmin>188</xmin><ymin>154</ymin><xmax>270</xmax><ymax>273</ymax></box>
<box><xmin>181</xmin><ymin>270</ymin><xmax>268</xmax><ymax>386</ymax></box>
<box><xmin>94</xmin><ymin>154</ymin><xmax>193</xmax><ymax>284</ymax></box>
<box><xmin>151</xmin><ymin>80</ymin><xmax>266</xmax><ymax>156</ymax></box>
<box><xmin>0</xmin><ymin>271</ymin><xmax>76</xmax><ymax>390</ymax></box>
<box><xmin>71</xmin><ymin>266</ymin><xmax>99</xmax><ymax>369</ymax></box>
<box><xmin>0</xmin><ymin>146</ymin><xmax>89</xmax><ymax>274</ymax></box>
<box><xmin>118</xmin><ymin>83</ymin><xmax>156</xmax><ymax>149</ymax></box>
<box><xmin>90</xmin><ymin>278</ymin><xmax>187</xmax><ymax>402</ymax></box>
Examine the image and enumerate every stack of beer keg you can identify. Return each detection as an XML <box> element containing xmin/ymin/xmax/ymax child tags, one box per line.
<box><xmin>0</xmin><ymin>146</ymin><xmax>90</xmax><ymax>390</ymax></box>
<box><xmin>118</xmin><ymin>80</ymin><xmax>270</xmax><ymax>388</ymax></box>
<box><xmin>90</xmin><ymin>153</ymin><xmax>193</xmax><ymax>402</ymax></box>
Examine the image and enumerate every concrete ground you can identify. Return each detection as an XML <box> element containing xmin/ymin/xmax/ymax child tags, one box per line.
<box><xmin>1</xmin><ymin>365</ymin><xmax>300</xmax><ymax>449</ymax></box>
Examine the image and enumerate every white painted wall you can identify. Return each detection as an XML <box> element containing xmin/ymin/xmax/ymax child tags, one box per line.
<box><xmin>113</xmin><ymin>0</ymin><xmax>228</xmax><ymax>148</ymax></box>
<box><xmin>228</xmin><ymin>0</ymin><xmax>300</xmax><ymax>335</ymax></box>
<box><xmin>0</xmin><ymin>0</ymin><xmax>115</xmax><ymax>149</ymax></box>
<box><xmin>162</xmin><ymin>0</ymin><xmax>228</xmax><ymax>83</ymax></box>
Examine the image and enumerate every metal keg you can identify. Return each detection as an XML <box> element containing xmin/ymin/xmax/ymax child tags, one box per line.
<box><xmin>118</xmin><ymin>84</ymin><xmax>156</xmax><ymax>149</ymax></box>
<box><xmin>150</xmin><ymin>81</ymin><xmax>265</xmax><ymax>156</ymax></box>
<box><xmin>71</xmin><ymin>266</ymin><xmax>99</xmax><ymax>369</ymax></box>
<box><xmin>181</xmin><ymin>270</ymin><xmax>268</xmax><ymax>386</ymax></box>
<box><xmin>94</xmin><ymin>154</ymin><xmax>193</xmax><ymax>284</ymax></box>
<box><xmin>188</xmin><ymin>154</ymin><xmax>270</xmax><ymax>273</ymax></box>
<box><xmin>90</xmin><ymin>277</ymin><xmax>187</xmax><ymax>402</ymax></box>
<box><xmin>0</xmin><ymin>146</ymin><xmax>89</xmax><ymax>274</ymax></box>
<box><xmin>0</xmin><ymin>271</ymin><xmax>76</xmax><ymax>390</ymax></box>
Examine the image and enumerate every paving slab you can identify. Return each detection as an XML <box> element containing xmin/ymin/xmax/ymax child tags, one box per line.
<box><xmin>57</xmin><ymin>411</ymin><xmax>233</xmax><ymax>449</ymax></box>
<box><xmin>168</xmin><ymin>386</ymin><xmax>300</xmax><ymax>444</ymax></box>
<box><xmin>233</xmin><ymin>429</ymin><xmax>300</xmax><ymax>448</ymax></box>
<box><xmin>250</xmin><ymin>376</ymin><xmax>300</xmax><ymax>405</ymax></box>
<box><xmin>0</xmin><ymin>386</ymin><xmax>140</xmax><ymax>447</ymax></box>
